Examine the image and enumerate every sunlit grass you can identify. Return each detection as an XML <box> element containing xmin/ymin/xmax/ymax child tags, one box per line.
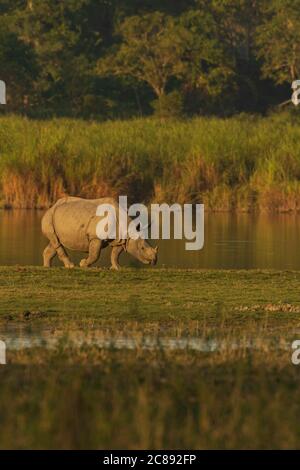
<box><xmin>1</xmin><ymin>267</ymin><xmax>300</xmax><ymax>331</ymax></box>
<box><xmin>1</xmin><ymin>113</ymin><xmax>300</xmax><ymax>210</ymax></box>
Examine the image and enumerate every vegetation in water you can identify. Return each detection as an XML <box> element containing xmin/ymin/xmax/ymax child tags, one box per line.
<box><xmin>1</xmin><ymin>348</ymin><xmax>299</xmax><ymax>450</ymax></box>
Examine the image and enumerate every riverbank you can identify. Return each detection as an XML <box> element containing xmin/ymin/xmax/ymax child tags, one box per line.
<box><xmin>1</xmin><ymin>267</ymin><xmax>300</xmax><ymax>330</ymax></box>
<box><xmin>1</xmin><ymin>113</ymin><xmax>300</xmax><ymax>211</ymax></box>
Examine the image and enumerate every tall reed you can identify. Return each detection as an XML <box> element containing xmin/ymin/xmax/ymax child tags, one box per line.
<box><xmin>1</xmin><ymin>112</ymin><xmax>300</xmax><ymax>210</ymax></box>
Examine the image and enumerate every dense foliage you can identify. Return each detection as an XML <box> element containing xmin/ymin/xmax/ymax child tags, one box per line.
<box><xmin>0</xmin><ymin>0</ymin><xmax>299</xmax><ymax>117</ymax></box>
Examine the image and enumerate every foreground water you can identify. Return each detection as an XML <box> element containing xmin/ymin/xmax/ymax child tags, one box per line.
<box><xmin>0</xmin><ymin>210</ymin><xmax>300</xmax><ymax>269</ymax></box>
<box><xmin>0</xmin><ymin>324</ymin><xmax>292</xmax><ymax>359</ymax></box>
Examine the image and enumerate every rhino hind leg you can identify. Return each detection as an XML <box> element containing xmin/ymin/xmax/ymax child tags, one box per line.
<box><xmin>44</xmin><ymin>233</ymin><xmax>74</xmax><ymax>268</ymax></box>
<box><xmin>43</xmin><ymin>243</ymin><xmax>57</xmax><ymax>267</ymax></box>
<box><xmin>110</xmin><ymin>245</ymin><xmax>124</xmax><ymax>270</ymax></box>
<box><xmin>42</xmin><ymin>208</ymin><xmax>74</xmax><ymax>268</ymax></box>
<box><xmin>80</xmin><ymin>239</ymin><xmax>102</xmax><ymax>268</ymax></box>
<box><xmin>56</xmin><ymin>245</ymin><xmax>75</xmax><ymax>268</ymax></box>
<box><xmin>44</xmin><ymin>236</ymin><xmax>74</xmax><ymax>268</ymax></box>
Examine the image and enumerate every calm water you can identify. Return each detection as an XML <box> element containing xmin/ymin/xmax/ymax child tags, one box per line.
<box><xmin>0</xmin><ymin>324</ymin><xmax>290</xmax><ymax>353</ymax></box>
<box><xmin>1</xmin><ymin>210</ymin><xmax>300</xmax><ymax>269</ymax></box>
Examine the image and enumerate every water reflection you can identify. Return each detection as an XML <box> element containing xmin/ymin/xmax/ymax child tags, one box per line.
<box><xmin>0</xmin><ymin>210</ymin><xmax>300</xmax><ymax>269</ymax></box>
<box><xmin>0</xmin><ymin>324</ymin><xmax>291</xmax><ymax>353</ymax></box>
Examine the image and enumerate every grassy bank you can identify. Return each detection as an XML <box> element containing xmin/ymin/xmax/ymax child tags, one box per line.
<box><xmin>1</xmin><ymin>268</ymin><xmax>300</xmax><ymax>449</ymax></box>
<box><xmin>1</xmin><ymin>267</ymin><xmax>300</xmax><ymax>330</ymax></box>
<box><xmin>1</xmin><ymin>113</ymin><xmax>300</xmax><ymax>211</ymax></box>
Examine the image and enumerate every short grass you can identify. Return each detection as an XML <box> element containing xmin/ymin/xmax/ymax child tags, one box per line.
<box><xmin>1</xmin><ymin>267</ymin><xmax>300</xmax><ymax>331</ymax></box>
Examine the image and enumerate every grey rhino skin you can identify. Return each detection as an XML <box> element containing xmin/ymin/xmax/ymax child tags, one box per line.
<box><xmin>41</xmin><ymin>196</ymin><xmax>158</xmax><ymax>270</ymax></box>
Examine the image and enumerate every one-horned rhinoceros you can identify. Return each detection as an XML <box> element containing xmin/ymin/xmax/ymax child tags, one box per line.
<box><xmin>41</xmin><ymin>196</ymin><xmax>158</xmax><ymax>270</ymax></box>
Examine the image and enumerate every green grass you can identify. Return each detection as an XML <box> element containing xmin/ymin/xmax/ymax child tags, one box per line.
<box><xmin>1</xmin><ymin>267</ymin><xmax>300</xmax><ymax>330</ymax></box>
<box><xmin>2</xmin><ymin>112</ymin><xmax>300</xmax><ymax>210</ymax></box>
<box><xmin>1</xmin><ymin>267</ymin><xmax>300</xmax><ymax>449</ymax></box>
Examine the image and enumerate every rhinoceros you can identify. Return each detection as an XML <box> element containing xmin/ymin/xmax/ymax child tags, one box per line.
<box><xmin>41</xmin><ymin>197</ymin><xmax>158</xmax><ymax>269</ymax></box>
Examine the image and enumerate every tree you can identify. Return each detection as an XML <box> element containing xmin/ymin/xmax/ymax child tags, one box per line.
<box><xmin>205</xmin><ymin>0</ymin><xmax>264</xmax><ymax>111</ymax></box>
<box><xmin>256</xmin><ymin>0</ymin><xmax>300</xmax><ymax>83</ymax></box>
<box><xmin>97</xmin><ymin>8</ymin><xmax>236</xmax><ymax>115</ymax></box>
<box><xmin>0</xmin><ymin>4</ymin><xmax>37</xmax><ymax>109</ymax></box>
<box><xmin>97</xmin><ymin>12</ymin><xmax>186</xmax><ymax>100</ymax></box>
<box><xmin>12</xmin><ymin>0</ymin><xmax>112</xmax><ymax>114</ymax></box>
<box><xmin>178</xmin><ymin>7</ymin><xmax>235</xmax><ymax>98</ymax></box>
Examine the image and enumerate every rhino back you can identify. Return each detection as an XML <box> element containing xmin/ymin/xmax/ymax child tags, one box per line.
<box><xmin>52</xmin><ymin>197</ymin><xmax>118</xmax><ymax>251</ymax></box>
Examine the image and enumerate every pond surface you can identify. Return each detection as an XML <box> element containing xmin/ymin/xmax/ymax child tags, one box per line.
<box><xmin>1</xmin><ymin>210</ymin><xmax>300</xmax><ymax>269</ymax></box>
<box><xmin>0</xmin><ymin>324</ymin><xmax>290</xmax><ymax>353</ymax></box>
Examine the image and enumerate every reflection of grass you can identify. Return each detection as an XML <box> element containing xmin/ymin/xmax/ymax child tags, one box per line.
<box><xmin>1</xmin><ymin>267</ymin><xmax>300</xmax><ymax>449</ymax></box>
<box><xmin>0</xmin><ymin>347</ymin><xmax>299</xmax><ymax>449</ymax></box>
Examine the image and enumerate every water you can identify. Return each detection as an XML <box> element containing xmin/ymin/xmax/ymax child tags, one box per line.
<box><xmin>1</xmin><ymin>210</ymin><xmax>300</xmax><ymax>269</ymax></box>
<box><xmin>0</xmin><ymin>324</ymin><xmax>290</xmax><ymax>353</ymax></box>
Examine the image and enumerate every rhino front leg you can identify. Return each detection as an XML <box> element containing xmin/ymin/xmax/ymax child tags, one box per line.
<box><xmin>80</xmin><ymin>239</ymin><xmax>102</xmax><ymax>268</ymax></box>
<box><xmin>43</xmin><ymin>243</ymin><xmax>57</xmax><ymax>267</ymax></box>
<box><xmin>110</xmin><ymin>245</ymin><xmax>124</xmax><ymax>270</ymax></box>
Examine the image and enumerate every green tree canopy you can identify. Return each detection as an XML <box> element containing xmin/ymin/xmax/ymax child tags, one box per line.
<box><xmin>178</xmin><ymin>7</ymin><xmax>235</xmax><ymax>98</ymax></box>
<box><xmin>12</xmin><ymin>0</ymin><xmax>111</xmax><ymax>113</ymax></box>
<box><xmin>97</xmin><ymin>12</ymin><xmax>186</xmax><ymax>98</ymax></box>
<box><xmin>0</xmin><ymin>0</ymin><xmax>298</xmax><ymax>116</ymax></box>
<box><xmin>0</xmin><ymin>16</ymin><xmax>37</xmax><ymax>108</ymax></box>
<box><xmin>256</xmin><ymin>0</ymin><xmax>300</xmax><ymax>83</ymax></box>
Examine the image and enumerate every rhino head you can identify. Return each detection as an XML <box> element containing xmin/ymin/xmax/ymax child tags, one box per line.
<box><xmin>126</xmin><ymin>237</ymin><xmax>158</xmax><ymax>266</ymax></box>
